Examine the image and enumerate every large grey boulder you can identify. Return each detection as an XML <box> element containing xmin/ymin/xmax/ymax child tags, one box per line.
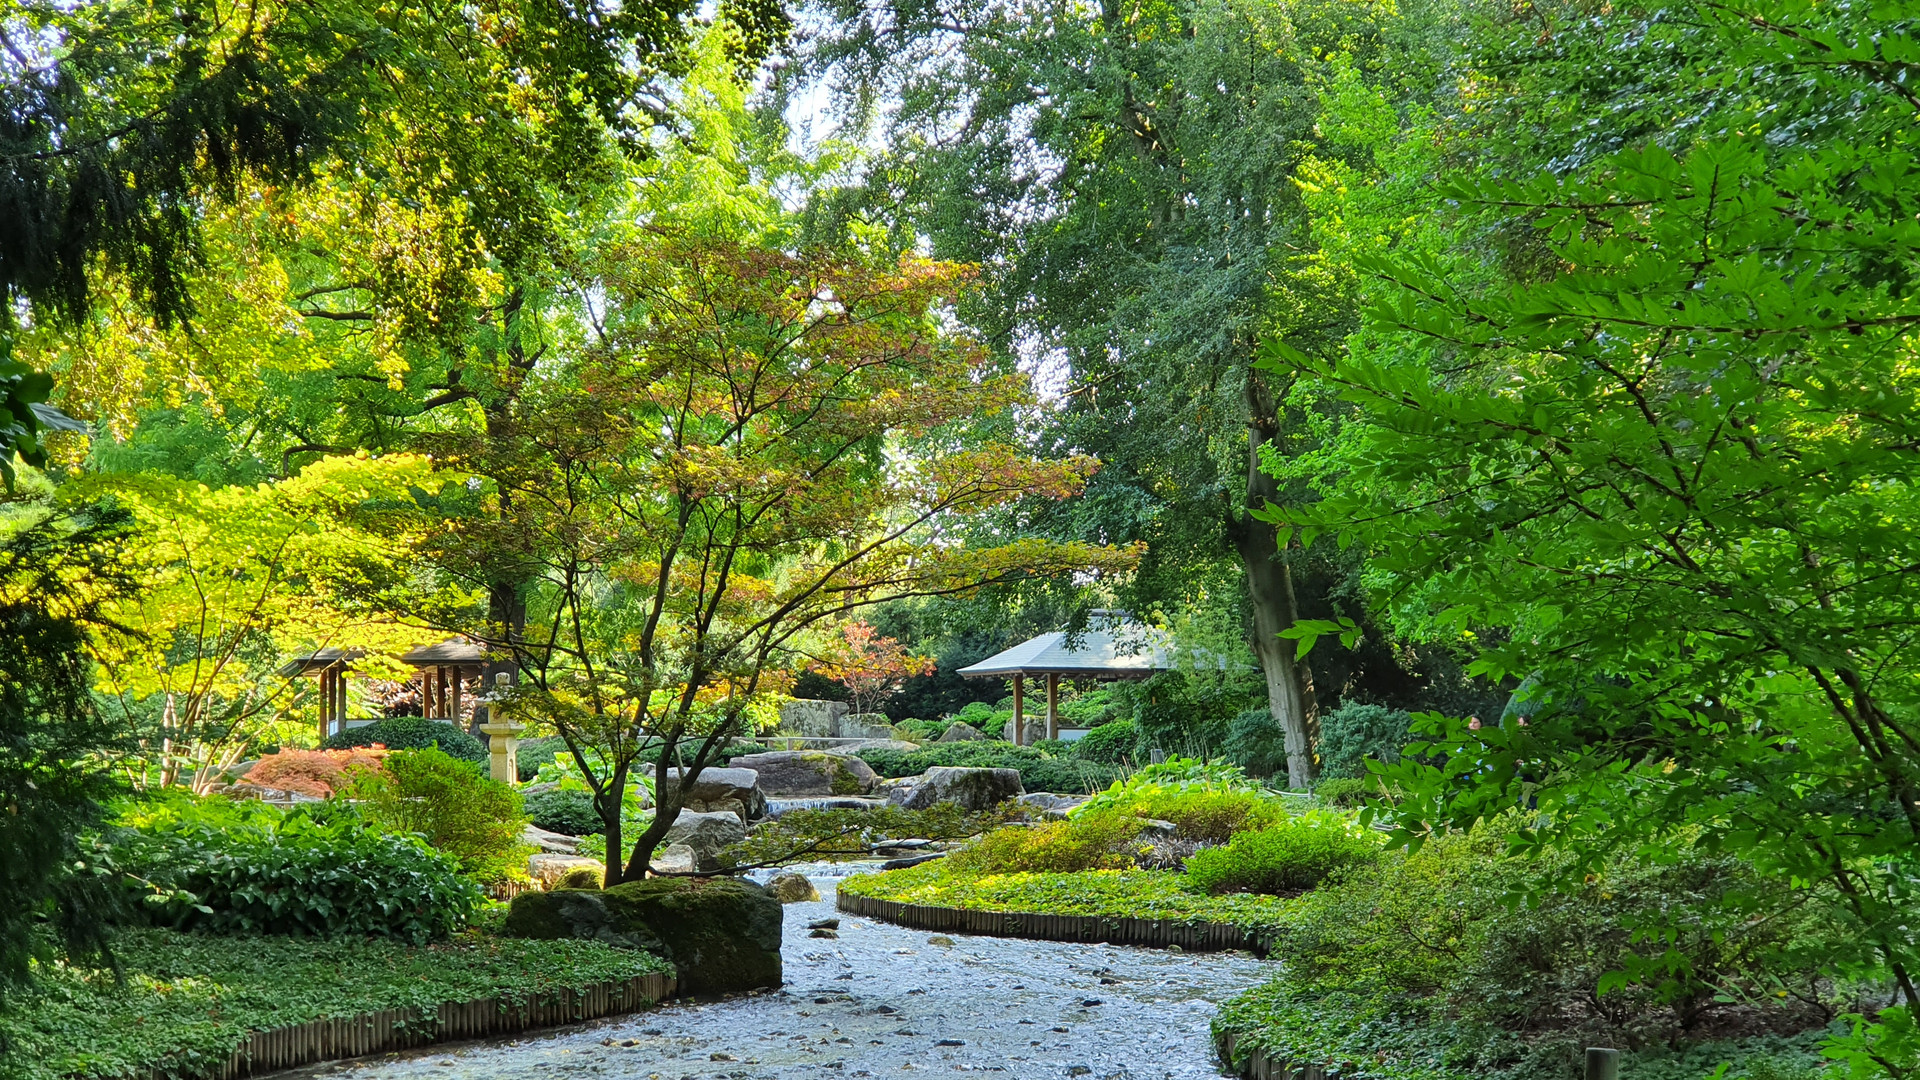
<box><xmin>729</xmin><ymin>750</ymin><xmax>878</xmax><ymax>797</ymax></box>
<box><xmin>1016</xmin><ymin>792</ymin><xmax>1089</xmax><ymax>819</ymax></box>
<box><xmin>841</xmin><ymin>712</ymin><xmax>897</xmax><ymax>740</ymax></box>
<box><xmin>779</xmin><ymin>698</ymin><xmax>850</xmax><ymax>737</ymax></box>
<box><xmin>663</xmin><ymin>809</ymin><xmax>749</xmax><ymax>871</ymax></box>
<box><xmin>936</xmin><ymin>721</ymin><xmax>987</xmax><ymax>743</ymax></box>
<box><xmin>522</xmin><ymin>823</ymin><xmax>582</xmax><ymax>854</ymax></box>
<box><xmin>658</xmin><ymin>766</ymin><xmax>767</xmax><ymax>820</ymax></box>
<box><xmin>886</xmin><ymin>766</ymin><xmax>1025</xmax><ymax>811</ymax></box>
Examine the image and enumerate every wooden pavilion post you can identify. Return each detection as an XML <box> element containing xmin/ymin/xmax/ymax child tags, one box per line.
<box><xmin>451</xmin><ymin>672</ymin><xmax>464</xmax><ymax>726</ymax></box>
<box><xmin>317</xmin><ymin>667</ymin><xmax>332</xmax><ymax>739</ymax></box>
<box><xmin>1046</xmin><ymin>673</ymin><xmax>1060</xmax><ymax>741</ymax></box>
<box><xmin>1012</xmin><ymin>674</ymin><xmax>1025</xmax><ymax>746</ymax></box>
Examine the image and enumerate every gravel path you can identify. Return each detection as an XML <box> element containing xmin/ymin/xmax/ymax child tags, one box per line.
<box><xmin>293</xmin><ymin>864</ymin><xmax>1273</xmax><ymax>1080</ymax></box>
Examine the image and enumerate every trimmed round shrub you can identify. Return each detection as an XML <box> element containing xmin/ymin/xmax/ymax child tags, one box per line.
<box><xmin>947</xmin><ymin>814</ymin><xmax>1144</xmax><ymax>874</ymax></box>
<box><xmin>108</xmin><ymin>795</ymin><xmax>481</xmax><ymax>941</ymax></box>
<box><xmin>1223</xmin><ymin>708</ymin><xmax>1287</xmax><ymax>778</ymax></box>
<box><xmin>1316</xmin><ymin>702</ymin><xmax>1413</xmax><ymax>780</ymax></box>
<box><xmin>322</xmin><ymin>717</ymin><xmax>486</xmax><ymax>764</ymax></box>
<box><xmin>1183</xmin><ymin>815</ymin><xmax>1382</xmax><ymax>895</ymax></box>
<box><xmin>245</xmin><ymin>747</ymin><xmax>386</xmax><ymax>798</ymax></box>
<box><xmin>526</xmin><ymin>787</ymin><xmax>601</xmax><ymax>836</ymax></box>
<box><xmin>516</xmin><ymin>735</ymin><xmax>570</xmax><ymax>781</ymax></box>
<box><xmin>1072</xmin><ymin>718</ymin><xmax>1139</xmax><ymax>764</ymax></box>
<box><xmin>349</xmin><ymin>748</ymin><xmax>527</xmax><ymax>882</ymax></box>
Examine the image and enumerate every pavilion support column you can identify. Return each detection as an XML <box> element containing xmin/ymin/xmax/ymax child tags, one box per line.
<box><xmin>1012</xmin><ymin>675</ymin><xmax>1025</xmax><ymax>746</ymax></box>
<box><xmin>436</xmin><ymin>667</ymin><xmax>448</xmax><ymax>718</ymax></box>
<box><xmin>452</xmin><ymin>672</ymin><xmax>464</xmax><ymax>726</ymax></box>
<box><xmin>333</xmin><ymin>665</ymin><xmax>346</xmax><ymax>733</ymax></box>
<box><xmin>318</xmin><ymin>669</ymin><xmax>333</xmax><ymax>738</ymax></box>
<box><xmin>1046</xmin><ymin>673</ymin><xmax>1059</xmax><ymax>742</ymax></box>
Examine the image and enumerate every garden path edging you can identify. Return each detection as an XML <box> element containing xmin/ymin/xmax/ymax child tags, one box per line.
<box><xmin>1215</xmin><ymin>1030</ymin><xmax>1327</xmax><ymax>1080</ymax></box>
<box><xmin>145</xmin><ymin>971</ymin><xmax>676</xmax><ymax>1080</ymax></box>
<box><xmin>837</xmin><ymin>891</ymin><xmax>1266</xmax><ymax>954</ymax></box>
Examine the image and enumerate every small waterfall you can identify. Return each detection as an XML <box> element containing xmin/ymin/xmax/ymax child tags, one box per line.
<box><xmin>763</xmin><ymin>796</ymin><xmax>890</xmax><ymax>818</ymax></box>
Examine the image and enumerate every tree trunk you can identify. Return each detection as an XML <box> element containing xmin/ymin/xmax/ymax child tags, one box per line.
<box><xmin>1233</xmin><ymin>371</ymin><xmax>1316</xmax><ymax>789</ymax></box>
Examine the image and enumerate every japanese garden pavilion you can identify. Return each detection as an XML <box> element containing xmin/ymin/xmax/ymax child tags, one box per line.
<box><xmin>279</xmin><ymin>639</ymin><xmax>488</xmax><ymax>739</ymax></box>
<box><xmin>956</xmin><ymin>611</ymin><xmax>1175</xmax><ymax>745</ymax></box>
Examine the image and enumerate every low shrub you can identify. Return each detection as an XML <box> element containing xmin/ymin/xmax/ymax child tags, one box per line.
<box><xmin>1182</xmin><ymin>814</ymin><xmax>1381</xmax><ymax>895</ymax></box>
<box><xmin>525</xmin><ymin>787</ymin><xmax>601</xmax><ymax>835</ymax></box>
<box><xmin>947</xmin><ymin>814</ymin><xmax>1144</xmax><ymax>874</ymax></box>
<box><xmin>855</xmin><ymin>741</ymin><xmax>1123</xmax><ymax>794</ymax></box>
<box><xmin>1223</xmin><ymin>707</ymin><xmax>1288</xmax><ymax>778</ymax></box>
<box><xmin>106</xmin><ymin>795</ymin><xmax>481</xmax><ymax>941</ymax></box>
<box><xmin>349</xmin><ymin>748</ymin><xmax>528</xmax><ymax>882</ymax></box>
<box><xmin>1264</xmin><ymin>825</ymin><xmax>1845</xmax><ymax>1047</ymax></box>
<box><xmin>1316</xmin><ymin>702</ymin><xmax>1413</xmax><ymax>780</ymax></box>
<box><xmin>321</xmin><ymin>717</ymin><xmax>486</xmax><ymax>763</ymax></box>
<box><xmin>726</xmin><ymin>804</ymin><xmax>1004</xmax><ymax>865</ymax></box>
<box><xmin>893</xmin><ymin>718</ymin><xmax>952</xmax><ymax>742</ymax></box>
<box><xmin>1127</xmin><ymin>788</ymin><xmax>1289</xmax><ymax>842</ymax></box>
<box><xmin>244</xmin><ymin>747</ymin><xmax>386</xmax><ymax>797</ymax></box>
<box><xmin>1313</xmin><ymin>776</ymin><xmax>1383</xmax><ymax>809</ymax></box>
<box><xmin>1076</xmin><ymin>755</ymin><xmax>1266</xmax><ymax>817</ymax></box>
<box><xmin>1071</xmin><ymin>718</ymin><xmax>1139</xmax><ymax>764</ymax></box>
<box><xmin>516</xmin><ymin>735</ymin><xmax>569</xmax><ymax>781</ymax></box>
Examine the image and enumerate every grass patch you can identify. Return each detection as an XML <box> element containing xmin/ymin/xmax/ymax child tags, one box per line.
<box><xmin>839</xmin><ymin>859</ymin><xmax>1295</xmax><ymax>930</ymax></box>
<box><xmin>0</xmin><ymin>927</ymin><xmax>673</xmax><ymax>1080</ymax></box>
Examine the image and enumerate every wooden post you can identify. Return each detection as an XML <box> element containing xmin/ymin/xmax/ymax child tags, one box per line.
<box><xmin>318</xmin><ymin>668</ymin><xmax>333</xmax><ymax>738</ymax></box>
<box><xmin>1046</xmin><ymin>673</ymin><xmax>1059</xmax><ymax>741</ymax></box>
<box><xmin>452</xmin><ymin>671</ymin><xmax>463</xmax><ymax>726</ymax></box>
<box><xmin>1585</xmin><ymin>1048</ymin><xmax>1620</xmax><ymax>1080</ymax></box>
<box><xmin>1012</xmin><ymin>674</ymin><xmax>1025</xmax><ymax>745</ymax></box>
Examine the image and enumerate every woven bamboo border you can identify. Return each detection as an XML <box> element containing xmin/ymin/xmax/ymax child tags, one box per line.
<box><xmin>836</xmin><ymin>891</ymin><xmax>1265</xmax><ymax>954</ymax></box>
<box><xmin>1214</xmin><ymin>1031</ymin><xmax>1327</xmax><ymax>1080</ymax></box>
<box><xmin>141</xmin><ymin>971</ymin><xmax>676</xmax><ymax>1080</ymax></box>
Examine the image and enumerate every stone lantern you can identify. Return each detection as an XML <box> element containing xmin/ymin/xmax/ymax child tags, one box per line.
<box><xmin>478</xmin><ymin>672</ymin><xmax>526</xmax><ymax>785</ymax></box>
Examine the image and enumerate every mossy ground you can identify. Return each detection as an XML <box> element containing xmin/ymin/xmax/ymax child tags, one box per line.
<box><xmin>0</xmin><ymin>927</ymin><xmax>671</xmax><ymax>1080</ymax></box>
<box><xmin>840</xmin><ymin>860</ymin><xmax>1295</xmax><ymax>931</ymax></box>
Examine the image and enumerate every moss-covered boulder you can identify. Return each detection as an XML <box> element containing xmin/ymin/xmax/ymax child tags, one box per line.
<box><xmin>729</xmin><ymin>750</ymin><xmax>878</xmax><ymax>796</ymax></box>
<box><xmin>500</xmin><ymin>888</ymin><xmax>667</xmax><ymax>956</ymax></box>
<box><xmin>501</xmin><ymin>877</ymin><xmax>783</xmax><ymax>996</ymax></box>
<box><xmin>602</xmin><ymin>877</ymin><xmax>783</xmax><ymax>995</ymax></box>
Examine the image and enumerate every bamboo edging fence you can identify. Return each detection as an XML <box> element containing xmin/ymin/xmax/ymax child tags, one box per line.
<box><xmin>1214</xmin><ymin>1031</ymin><xmax>1327</xmax><ymax>1080</ymax></box>
<box><xmin>836</xmin><ymin>891</ymin><xmax>1267</xmax><ymax>954</ymax></box>
<box><xmin>151</xmin><ymin>971</ymin><xmax>676</xmax><ymax>1080</ymax></box>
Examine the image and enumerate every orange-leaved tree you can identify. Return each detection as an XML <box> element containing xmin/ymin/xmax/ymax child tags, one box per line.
<box><xmin>412</xmin><ymin>236</ymin><xmax>1138</xmax><ymax>883</ymax></box>
<box><xmin>810</xmin><ymin>621</ymin><xmax>936</xmax><ymax>717</ymax></box>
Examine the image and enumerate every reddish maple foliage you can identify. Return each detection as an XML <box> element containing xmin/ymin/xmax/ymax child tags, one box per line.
<box><xmin>812</xmin><ymin>621</ymin><xmax>937</xmax><ymax>715</ymax></box>
<box><xmin>246</xmin><ymin>747</ymin><xmax>387</xmax><ymax>798</ymax></box>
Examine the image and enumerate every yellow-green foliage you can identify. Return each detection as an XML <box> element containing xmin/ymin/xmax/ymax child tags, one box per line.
<box><xmin>1183</xmin><ymin>812</ymin><xmax>1383</xmax><ymax>896</ymax></box>
<box><xmin>946</xmin><ymin>813</ymin><xmax>1145</xmax><ymax>874</ymax></box>
<box><xmin>351</xmin><ymin>749</ymin><xmax>529</xmax><ymax>883</ymax></box>
<box><xmin>1118</xmin><ymin>788</ymin><xmax>1289</xmax><ymax>842</ymax></box>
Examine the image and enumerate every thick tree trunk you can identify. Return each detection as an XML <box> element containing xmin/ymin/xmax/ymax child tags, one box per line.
<box><xmin>1233</xmin><ymin>372</ymin><xmax>1316</xmax><ymax>789</ymax></box>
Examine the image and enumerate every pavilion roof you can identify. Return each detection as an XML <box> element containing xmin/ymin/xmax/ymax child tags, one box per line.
<box><xmin>400</xmin><ymin>639</ymin><xmax>487</xmax><ymax>668</ymax></box>
<box><xmin>276</xmin><ymin>648</ymin><xmax>363</xmax><ymax>678</ymax></box>
<box><xmin>956</xmin><ymin>612</ymin><xmax>1177</xmax><ymax>681</ymax></box>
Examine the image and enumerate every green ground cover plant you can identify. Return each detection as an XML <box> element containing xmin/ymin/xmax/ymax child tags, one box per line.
<box><xmin>840</xmin><ymin>859</ymin><xmax>1295</xmax><ymax>931</ymax></box>
<box><xmin>0</xmin><ymin>928</ymin><xmax>673</xmax><ymax>1080</ymax></box>
<box><xmin>106</xmin><ymin>794</ymin><xmax>481</xmax><ymax>941</ymax></box>
<box><xmin>945</xmin><ymin>814</ymin><xmax>1145</xmax><ymax>874</ymax></box>
<box><xmin>1212</xmin><ymin>826</ymin><xmax>1848</xmax><ymax>1078</ymax></box>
